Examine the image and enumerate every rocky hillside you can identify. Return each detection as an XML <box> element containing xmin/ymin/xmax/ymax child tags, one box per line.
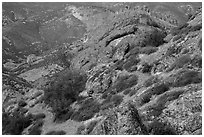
<box><xmin>2</xmin><ymin>2</ymin><xmax>202</xmax><ymax>135</ymax></box>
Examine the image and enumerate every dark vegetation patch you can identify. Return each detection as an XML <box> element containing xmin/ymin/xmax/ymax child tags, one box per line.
<box><xmin>114</xmin><ymin>59</ymin><xmax>124</xmax><ymax>70</ymax></box>
<box><xmin>149</xmin><ymin>121</ymin><xmax>177</xmax><ymax>135</ymax></box>
<box><xmin>28</xmin><ymin>120</ymin><xmax>43</xmax><ymax>135</ymax></box>
<box><xmin>166</xmin><ymin>54</ymin><xmax>191</xmax><ymax>72</ymax></box>
<box><xmin>140</xmin><ymin>83</ymin><xmax>169</xmax><ymax>105</ymax></box>
<box><xmin>172</xmin><ymin>35</ymin><xmax>184</xmax><ymax>42</ymax></box>
<box><xmin>147</xmin><ymin>89</ymin><xmax>184</xmax><ymax>117</ymax></box>
<box><xmin>87</xmin><ymin>121</ymin><xmax>98</xmax><ymax>134</ymax></box>
<box><xmin>171</xmin><ymin>23</ymin><xmax>201</xmax><ymax>36</ymax></box>
<box><xmin>171</xmin><ymin>23</ymin><xmax>202</xmax><ymax>42</ymax></box>
<box><xmin>129</xmin><ymin>90</ymin><xmax>137</xmax><ymax>97</ymax></box>
<box><xmin>2</xmin><ymin>109</ymin><xmax>32</xmax><ymax>135</ymax></box>
<box><xmin>102</xmin><ymin>74</ymin><xmax>138</xmax><ymax>100</ymax></box>
<box><xmin>169</xmin><ymin>70</ymin><xmax>202</xmax><ymax>87</ymax></box>
<box><xmin>128</xmin><ymin>103</ymin><xmax>149</xmax><ymax>134</ymax></box>
<box><xmin>198</xmin><ymin>38</ymin><xmax>202</xmax><ymax>51</ymax></box>
<box><xmin>139</xmin><ymin>46</ymin><xmax>158</xmax><ymax>55</ymax></box>
<box><xmin>170</xmin><ymin>23</ymin><xmax>189</xmax><ymax>36</ymax></box>
<box><xmin>57</xmin><ymin>50</ymin><xmax>74</xmax><ymax>68</ymax></box>
<box><xmin>165</xmin><ymin>45</ymin><xmax>182</xmax><ymax>57</ymax></box>
<box><xmin>140</xmin><ymin>62</ymin><xmax>153</xmax><ymax>73</ymax></box>
<box><xmin>43</xmin><ymin>69</ymin><xmax>87</xmax><ymax>122</ymax></box>
<box><xmin>32</xmin><ymin>113</ymin><xmax>46</xmax><ymax>120</ymax></box>
<box><xmin>123</xmin><ymin>88</ymin><xmax>132</xmax><ymax>95</ymax></box>
<box><xmin>101</xmin><ymin>94</ymin><xmax>124</xmax><ymax>110</ymax></box>
<box><xmin>18</xmin><ymin>100</ymin><xmax>27</xmax><ymax>107</ymax></box>
<box><xmin>143</xmin><ymin>76</ymin><xmax>160</xmax><ymax>87</ymax></box>
<box><xmin>128</xmin><ymin>103</ymin><xmax>177</xmax><ymax>135</ymax></box>
<box><xmin>46</xmin><ymin>130</ymin><xmax>66</xmax><ymax>135</ymax></box>
<box><xmin>122</xmin><ymin>56</ymin><xmax>140</xmax><ymax>72</ymax></box>
<box><xmin>76</xmin><ymin>125</ymin><xmax>86</xmax><ymax>135</ymax></box>
<box><xmin>70</xmin><ymin>98</ymin><xmax>101</xmax><ymax>122</ymax></box>
<box><xmin>191</xmin><ymin>55</ymin><xmax>202</xmax><ymax>68</ymax></box>
<box><xmin>114</xmin><ymin>74</ymin><xmax>138</xmax><ymax>93</ymax></box>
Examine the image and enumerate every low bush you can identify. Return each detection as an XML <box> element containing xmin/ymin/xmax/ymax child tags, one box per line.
<box><xmin>28</xmin><ymin>120</ymin><xmax>43</xmax><ymax>135</ymax></box>
<box><xmin>128</xmin><ymin>103</ymin><xmax>148</xmax><ymax>134</ymax></box>
<box><xmin>149</xmin><ymin>121</ymin><xmax>177</xmax><ymax>135</ymax></box>
<box><xmin>18</xmin><ymin>100</ymin><xmax>27</xmax><ymax>107</ymax></box>
<box><xmin>76</xmin><ymin>125</ymin><xmax>86</xmax><ymax>134</ymax></box>
<box><xmin>167</xmin><ymin>54</ymin><xmax>191</xmax><ymax>72</ymax></box>
<box><xmin>32</xmin><ymin>113</ymin><xmax>46</xmax><ymax>120</ymax></box>
<box><xmin>123</xmin><ymin>56</ymin><xmax>140</xmax><ymax>72</ymax></box>
<box><xmin>172</xmin><ymin>70</ymin><xmax>201</xmax><ymax>87</ymax></box>
<box><xmin>129</xmin><ymin>90</ymin><xmax>137</xmax><ymax>97</ymax></box>
<box><xmin>148</xmin><ymin>89</ymin><xmax>184</xmax><ymax>117</ymax></box>
<box><xmin>110</xmin><ymin>94</ymin><xmax>124</xmax><ymax>106</ymax></box>
<box><xmin>141</xmin><ymin>63</ymin><xmax>153</xmax><ymax>73</ymax></box>
<box><xmin>114</xmin><ymin>60</ymin><xmax>124</xmax><ymax>70</ymax></box>
<box><xmin>190</xmin><ymin>24</ymin><xmax>202</xmax><ymax>32</ymax></box>
<box><xmin>140</xmin><ymin>83</ymin><xmax>169</xmax><ymax>105</ymax></box>
<box><xmin>43</xmin><ymin>69</ymin><xmax>87</xmax><ymax>122</ymax></box>
<box><xmin>87</xmin><ymin>121</ymin><xmax>98</xmax><ymax>134</ymax></box>
<box><xmin>143</xmin><ymin>76</ymin><xmax>159</xmax><ymax>87</ymax></box>
<box><xmin>191</xmin><ymin>55</ymin><xmax>202</xmax><ymax>68</ymax></box>
<box><xmin>123</xmin><ymin>88</ymin><xmax>132</xmax><ymax>95</ymax></box>
<box><xmin>172</xmin><ymin>35</ymin><xmax>183</xmax><ymax>42</ymax></box>
<box><xmin>46</xmin><ymin>130</ymin><xmax>66</xmax><ymax>135</ymax></box>
<box><xmin>101</xmin><ymin>94</ymin><xmax>123</xmax><ymax>110</ymax></box>
<box><xmin>170</xmin><ymin>23</ymin><xmax>189</xmax><ymax>36</ymax></box>
<box><xmin>139</xmin><ymin>46</ymin><xmax>158</xmax><ymax>55</ymax></box>
<box><xmin>198</xmin><ymin>38</ymin><xmax>202</xmax><ymax>51</ymax></box>
<box><xmin>70</xmin><ymin>99</ymin><xmax>101</xmax><ymax>122</ymax></box>
<box><xmin>114</xmin><ymin>74</ymin><xmax>138</xmax><ymax>93</ymax></box>
<box><xmin>165</xmin><ymin>45</ymin><xmax>182</xmax><ymax>57</ymax></box>
<box><xmin>2</xmin><ymin>110</ymin><xmax>32</xmax><ymax>135</ymax></box>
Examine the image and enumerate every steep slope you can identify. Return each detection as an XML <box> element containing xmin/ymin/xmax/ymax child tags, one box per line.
<box><xmin>2</xmin><ymin>2</ymin><xmax>202</xmax><ymax>135</ymax></box>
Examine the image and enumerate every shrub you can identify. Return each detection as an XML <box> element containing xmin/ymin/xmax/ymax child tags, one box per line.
<box><xmin>28</xmin><ymin>120</ymin><xmax>43</xmax><ymax>135</ymax></box>
<box><xmin>114</xmin><ymin>59</ymin><xmax>124</xmax><ymax>70</ymax></box>
<box><xmin>2</xmin><ymin>110</ymin><xmax>32</xmax><ymax>135</ymax></box>
<box><xmin>101</xmin><ymin>94</ymin><xmax>123</xmax><ymax>110</ymax></box>
<box><xmin>43</xmin><ymin>69</ymin><xmax>87</xmax><ymax>122</ymax></box>
<box><xmin>32</xmin><ymin>113</ymin><xmax>46</xmax><ymax>120</ymax></box>
<box><xmin>172</xmin><ymin>70</ymin><xmax>201</xmax><ymax>87</ymax></box>
<box><xmin>139</xmin><ymin>46</ymin><xmax>158</xmax><ymax>55</ymax></box>
<box><xmin>143</xmin><ymin>76</ymin><xmax>159</xmax><ymax>87</ymax></box>
<box><xmin>129</xmin><ymin>90</ymin><xmax>137</xmax><ymax>97</ymax></box>
<box><xmin>170</xmin><ymin>23</ymin><xmax>188</xmax><ymax>36</ymax></box>
<box><xmin>165</xmin><ymin>45</ymin><xmax>182</xmax><ymax>57</ymax></box>
<box><xmin>148</xmin><ymin>89</ymin><xmax>184</xmax><ymax>117</ymax></box>
<box><xmin>46</xmin><ymin>130</ymin><xmax>66</xmax><ymax>135</ymax></box>
<box><xmin>128</xmin><ymin>103</ymin><xmax>148</xmax><ymax>134</ymax></box>
<box><xmin>140</xmin><ymin>83</ymin><xmax>169</xmax><ymax>105</ymax></box>
<box><xmin>114</xmin><ymin>74</ymin><xmax>138</xmax><ymax>93</ymax></box>
<box><xmin>76</xmin><ymin>125</ymin><xmax>86</xmax><ymax>134</ymax></box>
<box><xmin>123</xmin><ymin>57</ymin><xmax>140</xmax><ymax>72</ymax></box>
<box><xmin>149</xmin><ymin>121</ymin><xmax>177</xmax><ymax>135</ymax></box>
<box><xmin>191</xmin><ymin>55</ymin><xmax>202</xmax><ymax>68</ymax></box>
<box><xmin>190</xmin><ymin>24</ymin><xmax>202</xmax><ymax>32</ymax></box>
<box><xmin>110</xmin><ymin>94</ymin><xmax>124</xmax><ymax>106</ymax></box>
<box><xmin>70</xmin><ymin>99</ymin><xmax>101</xmax><ymax>122</ymax></box>
<box><xmin>172</xmin><ymin>35</ymin><xmax>183</xmax><ymax>42</ymax></box>
<box><xmin>87</xmin><ymin>121</ymin><xmax>98</xmax><ymax>134</ymax></box>
<box><xmin>141</xmin><ymin>63</ymin><xmax>153</xmax><ymax>73</ymax></box>
<box><xmin>167</xmin><ymin>54</ymin><xmax>191</xmax><ymax>72</ymax></box>
<box><xmin>198</xmin><ymin>38</ymin><xmax>202</xmax><ymax>51</ymax></box>
<box><xmin>123</xmin><ymin>88</ymin><xmax>132</xmax><ymax>95</ymax></box>
<box><xmin>18</xmin><ymin>100</ymin><xmax>27</xmax><ymax>107</ymax></box>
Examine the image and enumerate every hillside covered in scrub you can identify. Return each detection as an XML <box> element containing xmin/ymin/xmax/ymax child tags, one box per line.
<box><xmin>2</xmin><ymin>2</ymin><xmax>202</xmax><ymax>135</ymax></box>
